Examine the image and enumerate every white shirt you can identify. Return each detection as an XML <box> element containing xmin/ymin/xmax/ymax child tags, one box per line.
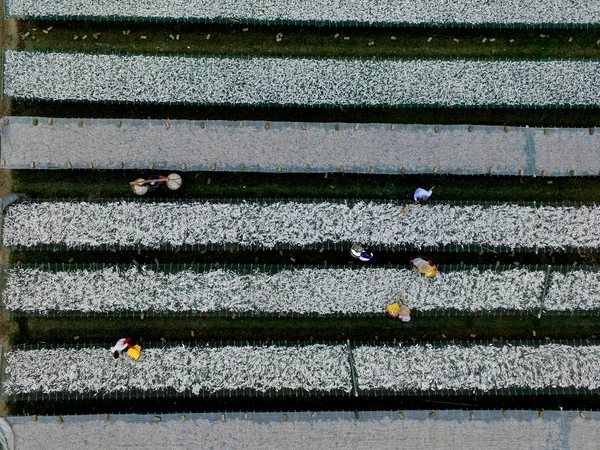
<box><xmin>350</xmin><ymin>248</ymin><xmax>362</xmax><ymax>258</ymax></box>
<box><xmin>413</xmin><ymin>188</ymin><xmax>433</xmax><ymax>201</ymax></box>
<box><xmin>110</xmin><ymin>338</ymin><xmax>129</xmax><ymax>353</ymax></box>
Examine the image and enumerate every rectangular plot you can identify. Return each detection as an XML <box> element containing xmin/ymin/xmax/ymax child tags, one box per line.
<box><xmin>1</xmin><ymin>344</ymin><xmax>351</xmax><ymax>397</ymax></box>
<box><xmin>533</xmin><ymin>128</ymin><xmax>600</xmax><ymax>176</ymax></box>
<box><xmin>0</xmin><ymin>119</ymin><xmax>531</xmax><ymax>174</ymax></box>
<box><xmin>545</xmin><ymin>269</ymin><xmax>600</xmax><ymax>311</ymax></box>
<box><xmin>5</xmin><ymin>50</ymin><xmax>600</xmax><ymax>107</ymax></box>
<box><xmin>353</xmin><ymin>343</ymin><xmax>600</xmax><ymax>393</ymax></box>
<box><xmin>2</xmin><ymin>265</ymin><xmax>544</xmax><ymax>315</ymax></box>
<box><xmin>2</xmin><ymin>200</ymin><xmax>599</xmax><ymax>251</ymax></box>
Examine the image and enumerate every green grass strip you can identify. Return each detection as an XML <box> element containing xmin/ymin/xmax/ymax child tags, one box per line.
<box><xmin>11</xmin><ymin>170</ymin><xmax>600</xmax><ymax>202</ymax></box>
<box><xmin>16</xmin><ymin>22</ymin><xmax>600</xmax><ymax>60</ymax></box>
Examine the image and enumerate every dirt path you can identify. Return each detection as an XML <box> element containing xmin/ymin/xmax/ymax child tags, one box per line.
<box><xmin>0</xmin><ymin>1</ymin><xmax>18</xmax><ymax>418</ymax></box>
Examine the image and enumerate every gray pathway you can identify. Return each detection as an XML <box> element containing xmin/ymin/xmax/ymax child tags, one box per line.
<box><xmin>1</xmin><ymin>118</ymin><xmax>598</xmax><ymax>175</ymax></box>
<box><xmin>4</xmin><ymin>410</ymin><xmax>599</xmax><ymax>450</ymax></box>
<box><xmin>6</xmin><ymin>0</ymin><xmax>600</xmax><ymax>27</ymax></box>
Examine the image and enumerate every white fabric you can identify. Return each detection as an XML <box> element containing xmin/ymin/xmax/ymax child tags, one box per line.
<box><xmin>109</xmin><ymin>338</ymin><xmax>128</xmax><ymax>353</ymax></box>
<box><xmin>413</xmin><ymin>188</ymin><xmax>433</xmax><ymax>201</ymax></box>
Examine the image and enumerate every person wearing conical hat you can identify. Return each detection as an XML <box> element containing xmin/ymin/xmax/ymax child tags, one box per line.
<box><xmin>410</xmin><ymin>257</ymin><xmax>438</xmax><ymax>278</ymax></box>
<box><xmin>387</xmin><ymin>293</ymin><xmax>411</xmax><ymax>322</ymax></box>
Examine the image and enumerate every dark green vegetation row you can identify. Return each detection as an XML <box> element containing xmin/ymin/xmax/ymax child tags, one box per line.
<box><xmin>17</xmin><ymin>21</ymin><xmax>600</xmax><ymax>59</ymax></box>
<box><xmin>12</xmin><ymin>101</ymin><xmax>600</xmax><ymax>128</ymax></box>
<box><xmin>9</xmin><ymin>394</ymin><xmax>600</xmax><ymax>416</ymax></box>
<box><xmin>12</xmin><ymin>170</ymin><xmax>600</xmax><ymax>202</ymax></box>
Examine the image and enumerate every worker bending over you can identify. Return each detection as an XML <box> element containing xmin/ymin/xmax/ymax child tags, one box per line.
<box><xmin>350</xmin><ymin>243</ymin><xmax>373</xmax><ymax>262</ymax></box>
<box><xmin>413</xmin><ymin>187</ymin><xmax>434</xmax><ymax>202</ymax></box>
<box><xmin>387</xmin><ymin>293</ymin><xmax>411</xmax><ymax>322</ymax></box>
<box><xmin>110</xmin><ymin>337</ymin><xmax>134</xmax><ymax>359</ymax></box>
<box><xmin>410</xmin><ymin>257</ymin><xmax>438</xmax><ymax>278</ymax></box>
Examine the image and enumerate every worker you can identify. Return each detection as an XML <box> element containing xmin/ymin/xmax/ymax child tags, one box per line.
<box><xmin>110</xmin><ymin>337</ymin><xmax>134</xmax><ymax>359</ymax></box>
<box><xmin>387</xmin><ymin>293</ymin><xmax>411</xmax><ymax>322</ymax></box>
<box><xmin>410</xmin><ymin>257</ymin><xmax>438</xmax><ymax>278</ymax></box>
<box><xmin>141</xmin><ymin>174</ymin><xmax>167</xmax><ymax>188</ymax></box>
<box><xmin>413</xmin><ymin>187</ymin><xmax>434</xmax><ymax>202</ymax></box>
<box><xmin>350</xmin><ymin>243</ymin><xmax>373</xmax><ymax>262</ymax></box>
